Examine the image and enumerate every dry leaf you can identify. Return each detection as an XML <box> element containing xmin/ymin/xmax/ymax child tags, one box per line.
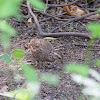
<box><xmin>43</xmin><ymin>37</ymin><xmax>57</xmax><ymax>40</ymax></box>
<box><xmin>63</xmin><ymin>3</ymin><xmax>84</xmax><ymax>17</ymax></box>
<box><xmin>28</xmin><ymin>18</ymin><xmax>32</xmax><ymax>23</ymax></box>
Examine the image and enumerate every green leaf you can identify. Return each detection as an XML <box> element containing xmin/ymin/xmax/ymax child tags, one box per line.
<box><xmin>95</xmin><ymin>59</ymin><xmax>100</xmax><ymax>67</ymax></box>
<box><xmin>20</xmin><ymin>63</ymin><xmax>38</xmax><ymax>82</ymax></box>
<box><xmin>20</xmin><ymin>63</ymin><xmax>40</xmax><ymax>96</ymax></box>
<box><xmin>41</xmin><ymin>73</ymin><xmax>59</xmax><ymax>85</ymax></box>
<box><xmin>12</xmin><ymin>49</ymin><xmax>25</xmax><ymax>60</ymax></box>
<box><xmin>1</xmin><ymin>33</ymin><xmax>10</xmax><ymax>49</ymax></box>
<box><xmin>0</xmin><ymin>89</ymin><xmax>31</xmax><ymax>100</ymax></box>
<box><xmin>87</xmin><ymin>23</ymin><xmax>100</xmax><ymax>38</ymax></box>
<box><xmin>0</xmin><ymin>20</ymin><xmax>16</xmax><ymax>36</ymax></box>
<box><xmin>64</xmin><ymin>62</ymin><xmax>89</xmax><ymax>76</ymax></box>
<box><xmin>29</xmin><ymin>0</ymin><xmax>45</xmax><ymax>10</ymax></box>
<box><xmin>0</xmin><ymin>0</ymin><xmax>21</xmax><ymax>18</ymax></box>
<box><xmin>0</xmin><ymin>54</ymin><xmax>12</xmax><ymax>63</ymax></box>
<box><xmin>0</xmin><ymin>21</ymin><xmax>16</xmax><ymax>49</ymax></box>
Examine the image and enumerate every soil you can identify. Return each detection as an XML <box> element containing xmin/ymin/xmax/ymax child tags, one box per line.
<box><xmin>0</xmin><ymin>0</ymin><xmax>100</xmax><ymax>100</ymax></box>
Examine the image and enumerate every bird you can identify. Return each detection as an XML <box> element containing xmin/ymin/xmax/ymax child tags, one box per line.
<box><xmin>24</xmin><ymin>38</ymin><xmax>61</xmax><ymax>66</ymax></box>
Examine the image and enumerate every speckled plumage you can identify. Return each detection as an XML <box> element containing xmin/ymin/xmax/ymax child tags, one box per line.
<box><xmin>25</xmin><ymin>38</ymin><xmax>61</xmax><ymax>63</ymax></box>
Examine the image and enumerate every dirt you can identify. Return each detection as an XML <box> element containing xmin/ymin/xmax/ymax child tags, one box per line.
<box><xmin>0</xmin><ymin>0</ymin><xmax>100</xmax><ymax>100</ymax></box>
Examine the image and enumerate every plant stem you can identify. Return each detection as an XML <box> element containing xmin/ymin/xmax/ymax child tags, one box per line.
<box><xmin>85</xmin><ymin>38</ymin><xmax>95</xmax><ymax>65</ymax></box>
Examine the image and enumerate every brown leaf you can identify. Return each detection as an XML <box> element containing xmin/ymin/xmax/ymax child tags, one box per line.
<box><xmin>63</xmin><ymin>3</ymin><xmax>84</xmax><ymax>17</ymax></box>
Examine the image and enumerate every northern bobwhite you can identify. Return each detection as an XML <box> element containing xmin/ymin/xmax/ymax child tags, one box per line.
<box><xmin>24</xmin><ymin>38</ymin><xmax>61</xmax><ymax>65</ymax></box>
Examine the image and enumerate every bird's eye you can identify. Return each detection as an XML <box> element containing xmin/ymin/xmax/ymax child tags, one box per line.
<box><xmin>24</xmin><ymin>43</ymin><xmax>29</xmax><ymax>49</ymax></box>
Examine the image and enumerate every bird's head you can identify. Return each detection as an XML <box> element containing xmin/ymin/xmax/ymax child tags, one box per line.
<box><xmin>53</xmin><ymin>52</ymin><xmax>62</xmax><ymax>60</ymax></box>
<box><xmin>49</xmin><ymin>52</ymin><xmax>62</xmax><ymax>62</ymax></box>
<box><xmin>24</xmin><ymin>43</ymin><xmax>30</xmax><ymax>50</ymax></box>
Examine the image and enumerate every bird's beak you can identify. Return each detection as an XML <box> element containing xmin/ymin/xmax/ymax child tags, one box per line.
<box><xmin>54</xmin><ymin>52</ymin><xmax>62</xmax><ymax>59</ymax></box>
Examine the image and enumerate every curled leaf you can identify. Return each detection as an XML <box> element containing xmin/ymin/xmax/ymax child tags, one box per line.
<box><xmin>63</xmin><ymin>3</ymin><xmax>84</xmax><ymax>17</ymax></box>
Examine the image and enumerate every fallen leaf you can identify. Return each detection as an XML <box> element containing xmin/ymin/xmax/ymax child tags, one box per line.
<box><xmin>63</xmin><ymin>3</ymin><xmax>84</xmax><ymax>17</ymax></box>
<box><xmin>43</xmin><ymin>37</ymin><xmax>57</xmax><ymax>40</ymax></box>
<box><xmin>28</xmin><ymin>18</ymin><xmax>32</xmax><ymax>23</ymax></box>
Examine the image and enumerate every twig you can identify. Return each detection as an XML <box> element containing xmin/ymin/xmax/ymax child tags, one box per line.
<box><xmin>39</xmin><ymin>12</ymin><xmax>68</xmax><ymax>22</ymax></box>
<box><xmin>51</xmin><ymin>11</ymin><xmax>99</xmax><ymax>33</ymax></box>
<box><xmin>47</xmin><ymin>0</ymin><xmax>79</xmax><ymax>7</ymax></box>
<box><xmin>44</xmin><ymin>0</ymin><xmax>48</xmax><ymax>12</ymax></box>
<box><xmin>27</xmin><ymin>1</ymin><xmax>43</xmax><ymax>34</ymax></box>
<box><xmin>33</xmin><ymin>9</ymin><xmax>69</xmax><ymax>21</ymax></box>
<box><xmin>93</xmin><ymin>0</ymin><xmax>100</xmax><ymax>8</ymax></box>
<box><xmin>41</xmin><ymin>32</ymin><xmax>91</xmax><ymax>39</ymax></box>
<box><xmin>27</xmin><ymin>1</ymin><xmax>91</xmax><ymax>39</ymax></box>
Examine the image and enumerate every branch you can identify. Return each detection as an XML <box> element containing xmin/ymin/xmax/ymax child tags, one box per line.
<box><xmin>51</xmin><ymin>11</ymin><xmax>99</xmax><ymax>33</ymax></box>
<box><xmin>27</xmin><ymin>1</ymin><xmax>91</xmax><ymax>39</ymax></box>
<box><xmin>47</xmin><ymin>0</ymin><xmax>79</xmax><ymax>7</ymax></box>
<box><xmin>27</xmin><ymin>1</ymin><xmax>43</xmax><ymax>34</ymax></box>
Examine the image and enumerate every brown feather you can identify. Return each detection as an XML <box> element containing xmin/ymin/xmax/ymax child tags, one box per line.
<box><xmin>25</xmin><ymin>38</ymin><xmax>61</xmax><ymax>63</ymax></box>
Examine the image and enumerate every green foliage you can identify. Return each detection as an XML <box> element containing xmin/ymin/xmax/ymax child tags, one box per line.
<box><xmin>20</xmin><ymin>63</ymin><xmax>40</xmax><ymax>98</ymax></box>
<box><xmin>87</xmin><ymin>23</ymin><xmax>100</xmax><ymax>38</ymax></box>
<box><xmin>0</xmin><ymin>0</ymin><xmax>21</xmax><ymax>18</ymax></box>
<box><xmin>71</xmin><ymin>69</ymin><xmax>100</xmax><ymax>99</ymax></box>
<box><xmin>12</xmin><ymin>49</ymin><xmax>25</xmax><ymax>60</ymax></box>
<box><xmin>67</xmin><ymin>22</ymin><xmax>100</xmax><ymax>100</ymax></box>
<box><xmin>1</xmin><ymin>0</ymin><xmax>100</xmax><ymax>100</ymax></box>
<box><xmin>0</xmin><ymin>20</ymin><xmax>16</xmax><ymax>36</ymax></box>
<box><xmin>29</xmin><ymin>0</ymin><xmax>45</xmax><ymax>10</ymax></box>
<box><xmin>0</xmin><ymin>89</ymin><xmax>31</xmax><ymax>100</ymax></box>
<box><xmin>1</xmin><ymin>33</ymin><xmax>10</xmax><ymax>49</ymax></box>
<box><xmin>41</xmin><ymin>73</ymin><xmax>59</xmax><ymax>85</ymax></box>
<box><xmin>95</xmin><ymin>59</ymin><xmax>100</xmax><ymax>66</ymax></box>
<box><xmin>0</xmin><ymin>54</ymin><xmax>12</xmax><ymax>63</ymax></box>
<box><xmin>0</xmin><ymin>0</ymin><xmax>46</xmax><ymax>100</ymax></box>
<box><xmin>64</xmin><ymin>62</ymin><xmax>88</xmax><ymax>77</ymax></box>
<box><xmin>20</xmin><ymin>63</ymin><xmax>38</xmax><ymax>82</ymax></box>
<box><xmin>0</xmin><ymin>20</ymin><xmax>16</xmax><ymax>49</ymax></box>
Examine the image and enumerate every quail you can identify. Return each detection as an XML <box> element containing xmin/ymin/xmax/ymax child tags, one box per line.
<box><xmin>24</xmin><ymin>38</ymin><xmax>61</xmax><ymax>66</ymax></box>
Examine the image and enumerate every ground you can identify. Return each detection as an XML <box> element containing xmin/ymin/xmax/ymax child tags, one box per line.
<box><xmin>0</xmin><ymin>0</ymin><xmax>100</xmax><ymax>100</ymax></box>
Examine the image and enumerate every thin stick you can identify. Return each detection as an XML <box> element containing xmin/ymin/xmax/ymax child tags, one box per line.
<box><xmin>27</xmin><ymin>1</ymin><xmax>43</xmax><ymax>34</ymax></box>
<box><xmin>47</xmin><ymin>0</ymin><xmax>79</xmax><ymax>7</ymax></box>
<box><xmin>51</xmin><ymin>11</ymin><xmax>98</xmax><ymax>33</ymax></box>
<box><xmin>27</xmin><ymin>1</ymin><xmax>91</xmax><ymax>39</ymax></box>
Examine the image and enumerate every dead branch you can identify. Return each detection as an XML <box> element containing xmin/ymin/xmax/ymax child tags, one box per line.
<box><xmin>51</xmin><ymin>11</ymin><xmax>99</xmax><ymax>33</ymax></box>
<box><xmin>27</xmin><ymin>1</ymin><xmax>91</xmax><ymax>39</ymax></box>
<box><xmin>47</xmin><ymin>0</ymin><xmax>80</xmax><ymax>7</ymax></box>
<box><xmin>41</xmin><ymin>32</ymin><xmax>91</xmax><ymax>39</ymax></box>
